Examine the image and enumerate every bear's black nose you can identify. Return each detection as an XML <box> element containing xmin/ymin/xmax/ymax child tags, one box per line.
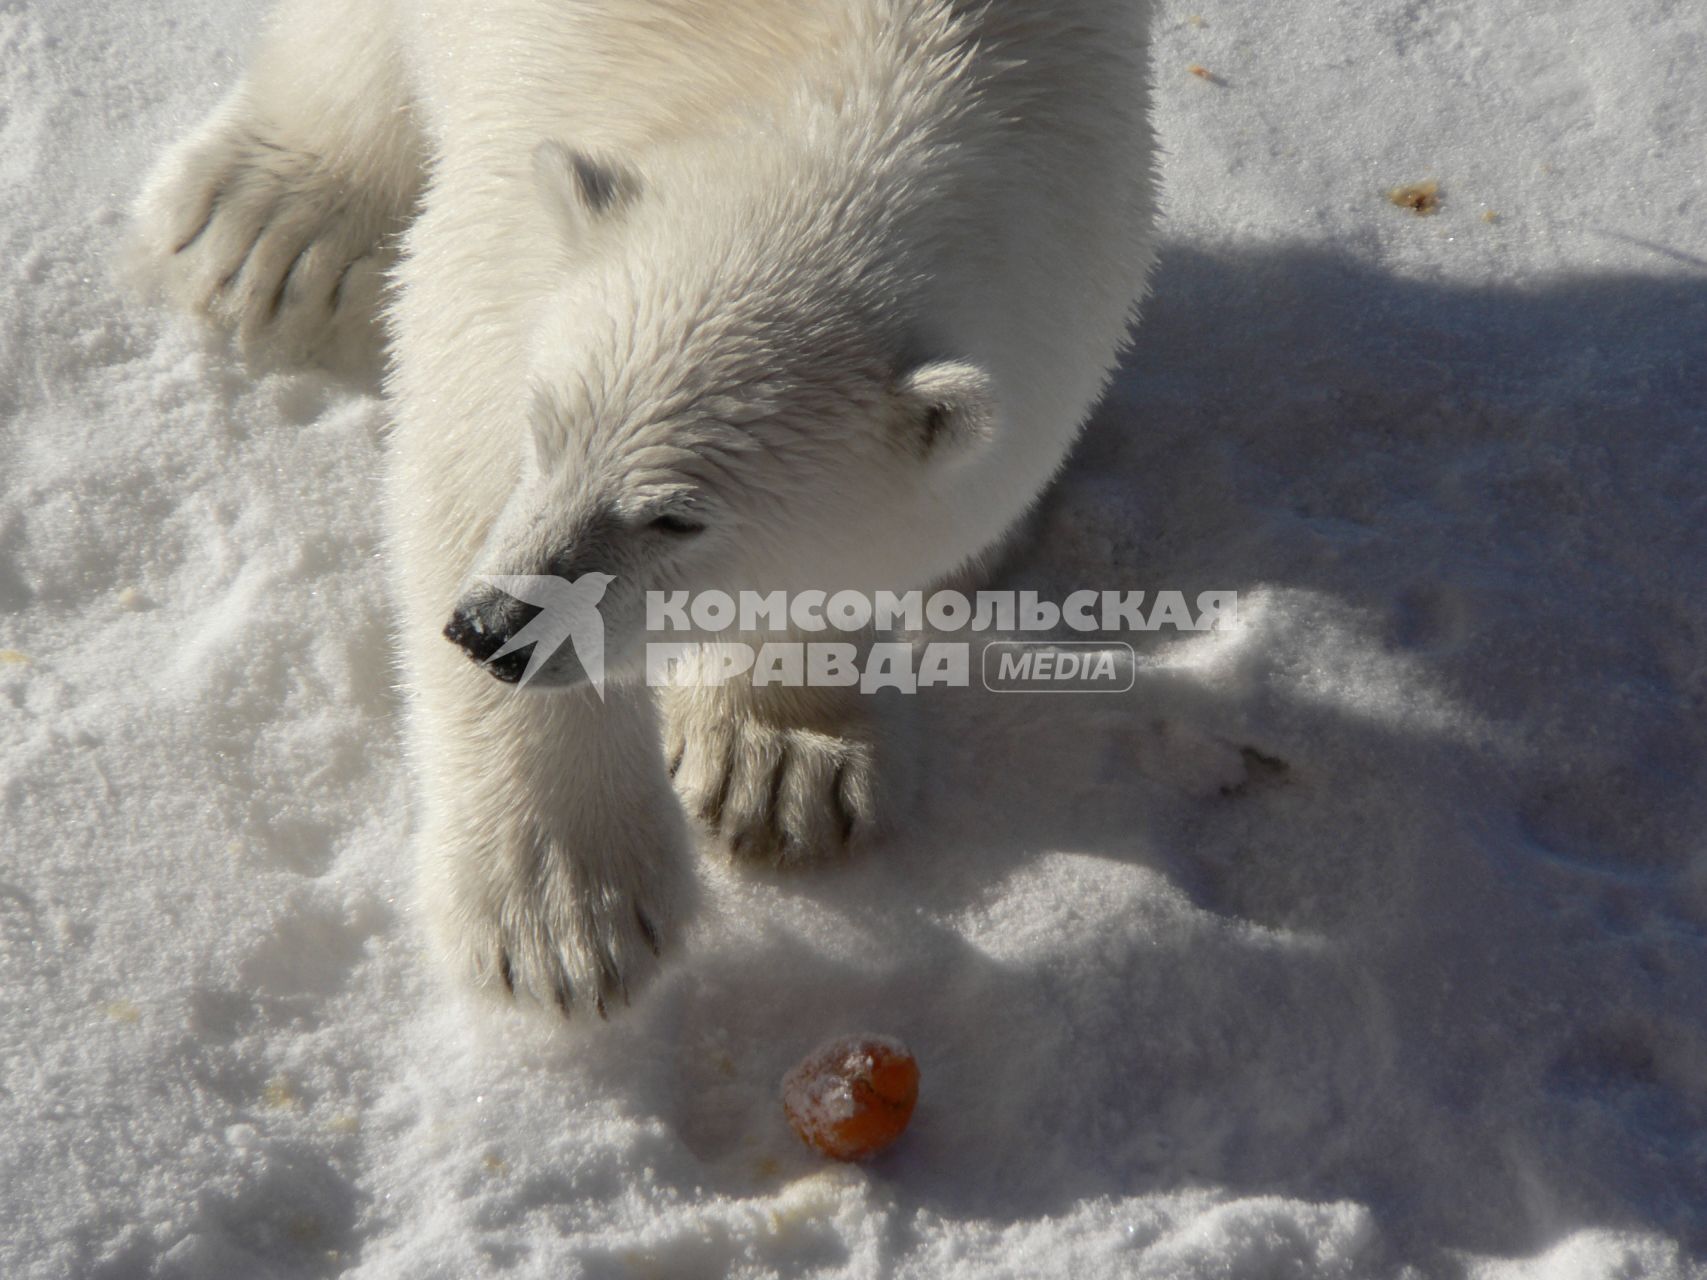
<box><xmin>444</xmin><ymin>591</ymin><xmax>538</xmax><ymax>684</ymax></box>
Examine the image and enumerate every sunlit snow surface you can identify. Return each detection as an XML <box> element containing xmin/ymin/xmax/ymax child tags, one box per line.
<box><xmin>2</xmin><ymin>1</ymin><xmax>1705</xmax><ymax>1276</ymax></box>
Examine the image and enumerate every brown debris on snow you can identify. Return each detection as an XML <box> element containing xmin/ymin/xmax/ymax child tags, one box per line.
<box><xmin>1388</xmin><ymin>180</ymin><xmax>1441</xmax><ymax>215</ymax></box>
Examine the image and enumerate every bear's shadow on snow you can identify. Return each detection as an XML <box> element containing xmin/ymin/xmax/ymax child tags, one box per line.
<box><xmin>590</xmin><ymin>242</ymin><xmax>1707</xmax><ymax>1269</ymax></box>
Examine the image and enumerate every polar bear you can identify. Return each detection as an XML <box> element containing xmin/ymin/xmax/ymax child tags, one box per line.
<box><xmin>132</xmin><ymin>0</ymin><xmax>1158</xmax><ymax>1017</ymax></box>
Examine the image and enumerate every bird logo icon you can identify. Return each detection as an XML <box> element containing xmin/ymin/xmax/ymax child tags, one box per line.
<box><xmin>477</xmin><ymin>572</ymin><xmax>614</xmax><ymax>695</ymax></box>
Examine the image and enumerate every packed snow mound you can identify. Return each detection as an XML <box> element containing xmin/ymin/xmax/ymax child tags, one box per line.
<box><xmin>2</xmin><ymin>0</ymin><xmax>1704</xmax><ymax>1277</ymax></box>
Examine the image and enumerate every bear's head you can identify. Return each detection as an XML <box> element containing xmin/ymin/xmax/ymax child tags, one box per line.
<box><xmin>446</xmin><ymin>139</ymin><xmax>998</xmax><ymax>691</ymax></box>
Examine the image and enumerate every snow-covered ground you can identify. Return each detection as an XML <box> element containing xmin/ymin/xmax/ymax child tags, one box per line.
<box><xmin>3</xmin><ymin>0</ymin><xmax>1705</xmax><ymax>1275</ymax></box>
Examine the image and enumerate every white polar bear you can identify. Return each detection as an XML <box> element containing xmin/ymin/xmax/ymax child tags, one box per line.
<box><xmin>132</xmin><ymin>0</ymin><xmax>1159</xmax><ymax>1017</ymax></box>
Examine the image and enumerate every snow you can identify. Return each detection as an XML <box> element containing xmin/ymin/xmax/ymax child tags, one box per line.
<box><xmin>2</xmin><ymin>0</ymin><xmax>1704</xmax><ymax>1276</ymax></box>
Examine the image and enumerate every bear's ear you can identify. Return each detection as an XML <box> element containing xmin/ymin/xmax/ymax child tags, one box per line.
<box><xmin>895</xmin><ymin>360</ymin><xmax>996</xmax><ymax>461</ymax></box>
<box><xmin>533</xmin><ymin>139</ymin><xmax>641</xmax><ymax>232</ymax></box>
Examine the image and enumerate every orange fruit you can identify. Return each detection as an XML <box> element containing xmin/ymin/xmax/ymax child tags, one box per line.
<box><xmin>782</xmin><ymin>1036</ymin><xmax>919</xmax><ymax>1161</ymax></box>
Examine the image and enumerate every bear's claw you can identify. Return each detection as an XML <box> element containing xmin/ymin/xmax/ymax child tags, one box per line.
<box><xmin>666</xmin><ymin>692</ymin><xmax>878</xmax><ymax>867</ymax></box>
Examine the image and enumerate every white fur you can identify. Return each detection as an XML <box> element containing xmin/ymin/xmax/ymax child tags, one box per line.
<box><xmin>132</xmin><ymin>0</ymin><xmax>1159</xmax><ymax>1016</ymax></box>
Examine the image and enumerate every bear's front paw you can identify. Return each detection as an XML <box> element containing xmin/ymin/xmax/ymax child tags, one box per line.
<box><xmin>130</xmin><ymin>109</ymin><xmax>399</xmax><ymax>367</ymax></box>
<box><xmin>666</xmin><ymin>691</ymin><xmax>878</xmax><ymax>867</ymax></box>
<box><xmin>425</xmin><ymin>813</ymin><xmax>690</xmax><ymax>1019</ymax></box>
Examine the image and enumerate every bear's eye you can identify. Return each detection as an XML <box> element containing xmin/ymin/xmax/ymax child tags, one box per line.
<box><xmin>649</xmin><ymin>513</ymin><xmax>706</xmax><ymax>537</ymax></box>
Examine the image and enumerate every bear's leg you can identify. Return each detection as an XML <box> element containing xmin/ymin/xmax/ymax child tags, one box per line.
<box><xmin>130</xmin><ymin>0</ymin><xmax>423</xmax><ymax>369</ymax></box>
<box><xmin>664</xmin><ymin>639</ymin><xmax>880</xmax><ymax>867</ymax></box>
<box><xmin>414</xmin><ymin>661</ymin><xmax>695</xmax><ymax>1018</ymax></box>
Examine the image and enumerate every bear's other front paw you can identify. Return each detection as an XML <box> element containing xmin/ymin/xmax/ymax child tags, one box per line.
<box><xmin>425</xmin><ymin>815</ymin><xmax>689</xmax><ymax>1020</ymax></box>
<box><xmin>130</xmin><ymin>111</ymin><xmax>399</xmax><ymax>366</ymax></box>
<box><xmin>666</xmin><ymin>702</ymin><xmax>878</xmax><ymax>867</ymax></box>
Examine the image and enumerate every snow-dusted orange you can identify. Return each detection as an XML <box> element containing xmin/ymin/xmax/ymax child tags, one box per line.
<box><xmin>782</xmin><ymin>1036</ymin><xmax>919</xmax><ymax>1162</ymax></box>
